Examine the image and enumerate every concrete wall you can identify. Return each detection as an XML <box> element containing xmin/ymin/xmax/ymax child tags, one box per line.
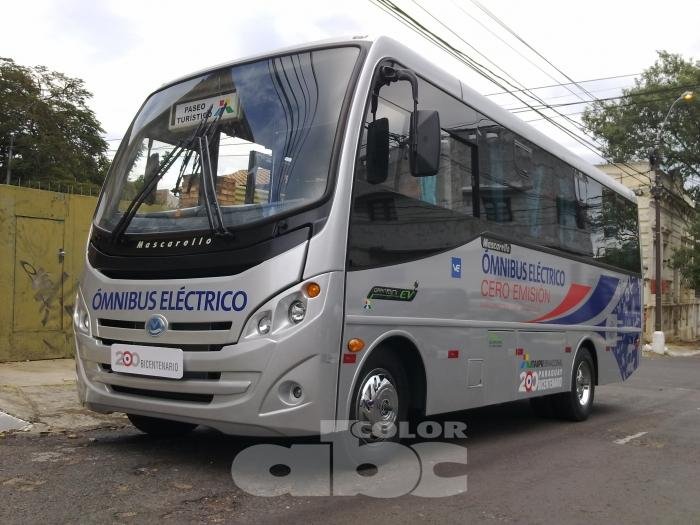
<box><xmin>0</xmin><ymin>185</ymin><xmax>96</xmax><ymax>362</ymax></box>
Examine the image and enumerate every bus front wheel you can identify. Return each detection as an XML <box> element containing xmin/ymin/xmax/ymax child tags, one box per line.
<box><xmin>350</xmin><ymin>349</ymin><xmax>409</xmax><ymax>442</ymax></box>
<box><xmin>127</xmin><ymin>413</ymin><xmax>197</xmax><ymax>437</ymax></box>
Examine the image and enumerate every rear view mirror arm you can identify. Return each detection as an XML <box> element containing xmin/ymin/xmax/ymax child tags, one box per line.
<box><xmin>372</xmin><ymin>65</ymin><xmax>419</xmax><ymax>155</ymax></box>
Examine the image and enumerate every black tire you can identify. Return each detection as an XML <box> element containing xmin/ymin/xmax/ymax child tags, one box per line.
<box><xmin>127</xmin><ymin>414</ymin><xmax>197</xmax><ymax>437</ymax></box>
<box><xmin>529</xmin><ymin>395</ymin><xmax>555</xmax><ymax>418</ymax></box>
<box><xmin>552</xmin><ymin>348</ymin><xmax>596</xmax><ymax>421</ymax></box>
<box><xmin>349</xmin><ymin>348</ymin><xmax>410</xmax><ymax>442</ymax></box>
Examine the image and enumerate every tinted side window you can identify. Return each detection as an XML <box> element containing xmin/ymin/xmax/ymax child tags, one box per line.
<box><xmin>348</xmin><ymin>65</ymin><xmax>640</xmax><ymax>274</ymax></box>
<box><xmin>557</xmin><ymin>169</ymin><xmax>594</xmax><ymax>256</ymax></box>
<box><xmin>348</xmin><ymin>75</ymin><xmax>482</xmax><ymax>269</ymax></box>
<box><xmin>477</xmin><ymin>129</ymin><xmax>561</xmax><ymax>250</ymax></box>
<box><xmin>596</xmin><ymin>187</ymin><xmax>641</xmax><ymax>272</ymax></box>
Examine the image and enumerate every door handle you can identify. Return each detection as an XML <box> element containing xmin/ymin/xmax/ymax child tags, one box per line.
<box><xmin>58</xmin><ymin>248</ymin><xmax>65</xmax><ymax>263</ymax></box>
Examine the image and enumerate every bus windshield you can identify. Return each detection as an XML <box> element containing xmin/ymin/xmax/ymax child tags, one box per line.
<box><xmin>95</xmin><ymin>46</ymin><xmax>360</xmax><ymax>236</ymax></box>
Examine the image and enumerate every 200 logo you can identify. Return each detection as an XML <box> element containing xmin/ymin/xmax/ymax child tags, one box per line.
<box><xmin>114</xmin><ymin>350</ymin><xmax>140</xmax><ymax>367</ymax></box>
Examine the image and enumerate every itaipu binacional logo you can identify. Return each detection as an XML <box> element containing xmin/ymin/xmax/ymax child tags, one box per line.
<box><xmin>146</xmin><ymin>314</ymin><xmax>168</xmax><ymax>337</ymax></box>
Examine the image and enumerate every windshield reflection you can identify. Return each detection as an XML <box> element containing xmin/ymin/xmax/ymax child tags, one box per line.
<box><xmin>95</xmin><ymin>46</ymin><xmax>360</xmax><ymax>236</ymax></box>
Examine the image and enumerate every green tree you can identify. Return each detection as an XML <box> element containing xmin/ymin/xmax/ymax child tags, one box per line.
<box><xmin>584</xmin><ymin>51</ymin><xmax>700</xmax><ymax>289</ymax></box>
<box><xmin>0</xmin><ymin>57</ymin><xmax>110</xmax><ymax>192</ymax></box>
<box><xmin>582</xmin><ymin>51</ymin><xmax>700</xmax><ymax>184</ymax></box>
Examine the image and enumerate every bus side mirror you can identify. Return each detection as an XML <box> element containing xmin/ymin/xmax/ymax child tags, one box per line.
<box><xmin>410</xmin><ymin>109</ymin><xmax>440</xmax><ymax>177</ymax></box>
<box><xmin>366</xmin><ymin>117</ymin><xmax>390</xmax><ymax>184</ymax></box>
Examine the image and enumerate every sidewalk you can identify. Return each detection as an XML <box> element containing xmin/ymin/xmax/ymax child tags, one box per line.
<box><xmin>666</xmin><ymin>342</ymin><xmax>700</xmax><ymax>357</ymax></box>
<box><xmin>643</xmin><ymin>341</ymin><xmax>700</xmax><ymax>358</ymax></box>
<box><xmin>0</xmin><ymin>359</ymin><xmax>126</xmax><ymax>434</ymax></box>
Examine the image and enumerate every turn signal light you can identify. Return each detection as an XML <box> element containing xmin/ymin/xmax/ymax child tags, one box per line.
<box><xmin>347</xmin><ymin>338</ymin><xmax>365</xmax><ymax>353</ymax></box>
<box><xmin>305</xmin><ymin>282</ymin><xmax>321</xmax><ymax>298</ymax></box>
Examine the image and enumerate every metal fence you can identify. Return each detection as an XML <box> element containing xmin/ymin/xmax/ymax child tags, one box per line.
<box><xmin>3</xmin><ymin>180</ymin><xmax>98</xmax><ymax>196</ymax></box>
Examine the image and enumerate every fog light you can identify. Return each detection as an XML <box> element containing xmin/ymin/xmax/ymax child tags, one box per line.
<box><xmin>288</xmin><ymin>300</ymin><xmax>306</xmax><ymax>324</ymax></box>
<box><xmin>292</xmin><ymin>385</ymin><xmax>303</xmax><ymax>399</ymax></box>
<box><xmin>257</xmin><ymin>314</ymin><xmax>272</xmax><ymax>335</ymax></box>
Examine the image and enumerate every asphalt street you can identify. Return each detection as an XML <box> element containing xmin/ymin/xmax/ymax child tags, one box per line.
<box><xmin>1</xmin><ymin>354</ymin><xmax>699</xmax><ymax>524</ymax></box>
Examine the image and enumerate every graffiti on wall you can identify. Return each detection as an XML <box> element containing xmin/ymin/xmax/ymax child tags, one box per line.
<box><xmin>19</xmin><ymin>261</ymin><xmax>75</xmax><ymax>326</ymax></box>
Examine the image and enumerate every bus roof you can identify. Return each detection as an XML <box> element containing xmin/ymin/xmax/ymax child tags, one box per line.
<box><xmin>159</xmin><ymin>35</ymin><xmax>635</xmax><ymax>201</ymax></box>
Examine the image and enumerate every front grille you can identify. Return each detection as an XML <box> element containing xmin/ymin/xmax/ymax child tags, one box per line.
<box><xmin>110</xmin><ymin>385</ymin><xmax>213</xmax><ymax>404</ymax></box>
<box><xmin>100</xmin><ymin>364</ymin><xmax>220</xmax><ymax>381</ymax></box>
<box><xmin>100</xmin><ymin>339</ymin><xmax>224</xmax><ymax>352</ymax></box>
<box><xmin>99</xmin><ymin>319</ymin><xmax>232</xmax><ymax>331</ymax></box>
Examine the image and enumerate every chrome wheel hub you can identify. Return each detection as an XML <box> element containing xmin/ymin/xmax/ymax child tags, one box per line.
<box><xmin>576</xmin><ymin>360</ymin><xmax>592</xmax><ymax>407</ymax></box>
<box><xmin>356</xmin><ymin>368</ymin><xmax>398</xmax><ymax>439</ymax></box>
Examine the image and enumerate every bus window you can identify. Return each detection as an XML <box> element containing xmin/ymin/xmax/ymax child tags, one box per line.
<box><xmin>349</xmin><ymin>72</ymin><xmax>482</xmax><ymax>269</ymax></box>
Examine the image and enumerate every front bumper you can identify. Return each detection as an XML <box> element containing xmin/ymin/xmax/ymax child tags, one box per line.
<box><xmin>74</xmin><ymin>272</ymin><xmax>344</xmax><ymax>436</ymax></box>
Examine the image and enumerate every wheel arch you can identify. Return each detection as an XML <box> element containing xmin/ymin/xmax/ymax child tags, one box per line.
<box><xmin>575</xmin><ymin>336</ymin><xmax>599</xmax><ymax>385</ymax></box>
<box><xmin>352</xmin><ymin>331</ymin><xmax>427</xmax><ymax>419</ymax></box>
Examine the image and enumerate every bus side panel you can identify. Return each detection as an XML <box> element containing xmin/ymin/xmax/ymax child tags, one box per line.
<box><xmin>591</xmin><ymin>274</ymin><xmax>642</xmax><ymax>385</ymax></box>
<box><xmin>515</xmin><ymin>331</ymin><xmax>569</xmax><ymax>398</ymax></box>
<box><xmin>339</xmin><ymin>236</ymin><xmax>641</xmax><ymax>420</ymax></box>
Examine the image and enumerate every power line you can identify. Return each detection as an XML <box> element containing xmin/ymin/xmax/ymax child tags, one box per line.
<box><xmin>461</xmin><ymin>0</ymin><xmax>654</xmax><ymax>187</ymax></box>
<box><xmin>500</xmin><ymin>81</ymin><xmax>687</xmax><ymax>109</ymax></box>
<box><xmin>508</xmin><ymin>83</ymin><xmax>700</xmax><ymax>113</ymax></box>
<box><xmin>409</xmin><ymin>0</ymin><xmax>551</xmax><ymax>112</ymax></box>
<box><xmin>485</xmin><ymin>73</ymin><xmax>641</xmax><ymax>97</ymax></box>
<box><xmin>467</xmin><ymin>0</ymin><xmax>598</xmax><ymax>102</ymax></box>
<box><xmin>456</xmin><ymin>0</ymin><xmax>619</xmax><ymax>106</ymax></box>
<box><xmin>372</xmin><ymin>0</ymin><xmax>653</xmax><ymax>189</ymax></box>
<box><xmin>448</xmin><ymin>0</ymin><xmax>594</xmax><ymax>100</ymax></box>
<box><xmin>500</xmin><ymin>83</ymin><xmax>636</xmax><ymax>109</ymax></box>
<box><xmin>377</xmin><ymin>0</ymin><xmax>653</xmax><ymax>187</ymax></box>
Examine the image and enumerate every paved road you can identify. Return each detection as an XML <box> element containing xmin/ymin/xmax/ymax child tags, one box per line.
<box><xmin>1</xmin><ymin>354</ymin><xmax>699</xmax><ymax>524</ymax></box>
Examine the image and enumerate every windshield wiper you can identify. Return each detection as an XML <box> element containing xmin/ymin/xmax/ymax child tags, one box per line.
<box><xmin>110</xmin><ymin>107</ymin><xmax>214</xmax><ymax>241</ymax></box>
<box><xmin>198</xmin><ymin>134</ymin><xmax>230</xmax><ymax>236</ymax></box>
<box><xmin>111</xmin><ymin>99</ymin><xmax>236</xmax><ymax>241</ymax></box>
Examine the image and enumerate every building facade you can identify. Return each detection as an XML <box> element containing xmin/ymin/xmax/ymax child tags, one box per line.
<box><xmin>598</xmin><ymin>162</ymin><xmax>698</xmax><ymax>341</ymax></box>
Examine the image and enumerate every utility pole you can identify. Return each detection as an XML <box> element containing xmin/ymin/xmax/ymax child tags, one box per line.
<box><xmin>649</xmin><ymin>156</ymin><xmax>663</xmax><ymax>332</ymax></box>
<box><xmin>649</xmin><ymin>90</ymin><xmax>695</xmax><ymax>352</ymax></box>
<box><xmin>5</xmin><ymin>133</ymin><xmax>14</xmax><ymax>185</ymax></box>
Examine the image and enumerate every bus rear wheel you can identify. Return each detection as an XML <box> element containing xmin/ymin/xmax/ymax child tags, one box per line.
<box><xmin>127</xmin><ymin>414</ymin><xmax>197</xmax><ymax>437</ymax></box>
<box><xmin>552</xmin><ymin>348</ymin><xmax>595</xmax><ymax>421</ymax></box>
<box><xmin>350</xmin><ymin>350</ymin><xmax>409</xmax><ymax>442</ymax></box>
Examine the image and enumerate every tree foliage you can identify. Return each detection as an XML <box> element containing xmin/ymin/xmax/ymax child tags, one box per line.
<box><xmin>0</xmin><ymin>57</ymin><xmax>109</xmax><ymax>191</ymax></box>
<box><xmin>582</xmin><ymin>51</ymin><xmax>700</xmax><ymax>184</ymax></box>
<box><xmin>584</xmin><ymin>52</ymin><xmax>700</xmax><ymax>290</ymax></box>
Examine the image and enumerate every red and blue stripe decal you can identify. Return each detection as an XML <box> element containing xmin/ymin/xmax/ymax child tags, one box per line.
<box><xmin>528</xmin><ymin>276</ymin><xmax>619</xmax><ymax>325</ymax></box>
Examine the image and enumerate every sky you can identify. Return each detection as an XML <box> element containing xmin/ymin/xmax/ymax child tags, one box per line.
<box><xmin>2</xmin><ymin>0</ymin><xmax>699</xmax><ymax>164</ymax></box>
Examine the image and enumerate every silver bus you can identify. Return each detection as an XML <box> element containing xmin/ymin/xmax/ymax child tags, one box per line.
<box><xmin>74</xmin><ymin>36</ymin><xmax>642</xmax><ymax>438</ymax></box>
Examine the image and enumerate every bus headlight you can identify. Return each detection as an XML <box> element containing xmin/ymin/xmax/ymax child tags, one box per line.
<box><xmin>288</xmin><ymin>300</ymin><xmax>306</xmax><ymax>324</ymax></box>
<box><xmin>73</xmin><ymin>293</ymin><xmax>90</xmax><ymax>335</ymax></box>
<box><xmin>257</xmin><ymin>314</ymin><xmax>272</xmax><ymax>335</ymax></box>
